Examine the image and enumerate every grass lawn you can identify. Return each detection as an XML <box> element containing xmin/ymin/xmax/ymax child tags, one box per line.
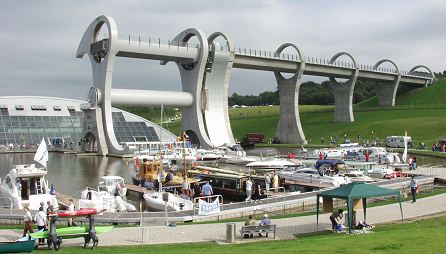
<box><xmin>160</xmin><ymin>79</ymin><xmax>446</xmax><ymax>145</ymax></box>
<box><xmin>230</xmin><ymin>108</ymin><xmax>446</xmax><ymax>146</ymax></box>
<box><xmin>53</xmin><ymin>215</ymin><xmax>446</xmax><ymax>253</ymax></box>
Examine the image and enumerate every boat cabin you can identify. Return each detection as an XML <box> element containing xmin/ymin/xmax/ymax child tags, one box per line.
<box><xmin>188</xmin><ymin>167</ymin><xmax>266</xmax><ymax>202</ymax></box>
<box><xmin>10</xmin><ymin>165</ymin><xmax>48</xmax><ymax>200</ymax></box>
<box><xmin>138</xmin><ymin>161</ymin><xmax>164</xmax><ymax>182</ymax></box>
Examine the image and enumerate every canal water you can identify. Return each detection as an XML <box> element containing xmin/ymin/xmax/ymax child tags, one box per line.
<box><xmin>0</xmin><ymin>148</ymin><xmax>444</xmax><ymax>210</ymax></box>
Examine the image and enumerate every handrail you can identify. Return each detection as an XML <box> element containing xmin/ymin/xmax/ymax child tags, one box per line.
<box><xmin>265</xmin><ymin>187</ymin><xmax>286</xmax><ymax>203</ymax></box>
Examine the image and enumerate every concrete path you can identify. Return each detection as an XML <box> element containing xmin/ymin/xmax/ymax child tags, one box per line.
<box><xmin>1</xmin><ymin>193</ymin><xmax>445</xmax><ymax>247</ymax></box>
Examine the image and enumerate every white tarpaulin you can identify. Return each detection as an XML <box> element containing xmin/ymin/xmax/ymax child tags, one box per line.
<box><xmin>198</xmin><ymin>198</ymin><xmax>221</xmax><ymax>215</ymax></box>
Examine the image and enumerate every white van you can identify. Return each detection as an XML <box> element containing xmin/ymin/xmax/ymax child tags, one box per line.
<box><xmin>386</xmin><ymin>136</ymin><xmax>412</xmax><ymax>148</ymax></box>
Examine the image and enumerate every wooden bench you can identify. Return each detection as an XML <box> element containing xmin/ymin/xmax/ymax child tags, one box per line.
<box><xmin>240</xmin><ymin>224</ymin><xmax>276</xmax><ymax>239</ymax></box>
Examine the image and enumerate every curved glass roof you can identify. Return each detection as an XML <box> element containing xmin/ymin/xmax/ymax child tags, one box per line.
<box><xmin>0</xmin><ymin>96</ymin><xmax>176</xmax><ymax>148</ymax></box>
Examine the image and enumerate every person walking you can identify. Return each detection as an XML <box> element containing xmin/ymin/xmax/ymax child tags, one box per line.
<box><xmin>34</xmin><ymin>206</ymin><xmax>47</xmax><ymax>244</ymax></box>
<box><xmin>68</xmin><ymin>199</ymin><xmax>76</xmax><ymax>226</ymax></box>
<box><xmin>410</xmin><ymin>175</ymin><xmax>418</xmax><ymax>203</ymax></box>
<box><xmin>329</xmin><ymin>209</ymin><xmax>344</xmax><ymax>232</ymax></box>
<box><xmin>22</xmin><ymin>207</ymin><xmax>34</xmax><ymax>237</ymax></box>
<box><xmin>245</xmin><ymin>178</ymin><xmax>253</xmax><ymax>203</ymax></box>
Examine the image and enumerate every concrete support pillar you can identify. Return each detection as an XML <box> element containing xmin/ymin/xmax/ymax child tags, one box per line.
<box><xmin>330</xmin><ymin>80</ymin><xmax>356</xmax><ymax>122</ymax></box>
<box><xmin>274</xmin><ymin>43</ymin><xmax>306</xmax><ymax>144</ymax></box>
<box><xmin>375</xmin><ymin>76</ymin><xmax>400</xmax><ymax>107</ymax></box>
<box><xmin>373</xmin><ymin>59</ymin><xmax>401</xmax><ymax>107</ymax></box>
<box><xmin>329</xmin><ymin>52</ymin><xmax>359</xmax><ymax>123</ymax></box>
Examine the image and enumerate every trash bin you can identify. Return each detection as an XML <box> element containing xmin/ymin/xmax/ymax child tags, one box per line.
<box><xmin>226</xmin><ymin>223</ymin><xmax>236</xmax><ymax>243</ymax></box>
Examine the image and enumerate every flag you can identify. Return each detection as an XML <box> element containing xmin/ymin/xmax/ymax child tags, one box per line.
<box><xmin>34</xmin><ymin>138</ymin><xmax>48</xmax><ymax>169</ymax></box>
<box><xmin>402</xmin><ymin>132</ymin><xmax>409</xmax><ymax>163</ymax></box>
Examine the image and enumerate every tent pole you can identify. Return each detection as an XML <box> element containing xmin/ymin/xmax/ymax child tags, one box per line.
<box><xmin>398</xmin><ymin>194</ymin><xmax>404</xmax><ymax>222</ymax></box>
<box><xmin>362</xmin><ymin>198</ymin><xmax>367</xmax><ymax>222</ymax></box>
<box><xmin>316</xmin><ymin>195</ymin><xmax>320</xmax><ymax>231</ymax></box>
<box><xmin>348</xmin><ymin>198</ymin><xmax>353</xmax><ymax>234</ymax></box>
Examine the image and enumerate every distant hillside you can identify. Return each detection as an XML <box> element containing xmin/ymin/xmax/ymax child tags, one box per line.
<box><xmin>356</xmin><ymin>78</ymin><xmax>446</xmax><ymax>108</ymax></box>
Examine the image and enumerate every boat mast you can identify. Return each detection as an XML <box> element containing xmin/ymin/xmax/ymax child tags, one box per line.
<box><xmin>159</xmin><ymin>104</ymin><xmax>163</xmax><ymax>160</ymax></box>
<box><xmin>183</xmin><ymin>131</ymin><xmax>187</xmax><ymax>177</ymax></box>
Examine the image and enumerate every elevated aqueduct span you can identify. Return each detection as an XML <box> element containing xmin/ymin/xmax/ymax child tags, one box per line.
<box><xmin>77</xmin><ymin>16</ymin><xmax>434</xmax><ymax>155</ymax></box>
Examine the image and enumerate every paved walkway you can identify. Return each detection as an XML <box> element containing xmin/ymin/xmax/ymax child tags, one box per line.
<box><xmin>1</xmin><ymin>193</ymin><xmax>445</xmax><ymax>247</ymax></box>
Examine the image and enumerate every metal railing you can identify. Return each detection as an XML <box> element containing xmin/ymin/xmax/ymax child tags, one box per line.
<box><xmin>264</xmin><ymin>187</ymin><xmax>286</xmax><ymax>201</ymax></box>
<box><xmin>105</xmin><ymin>33</ymin><xmax>432</xmax><ymax>79</ymax></box>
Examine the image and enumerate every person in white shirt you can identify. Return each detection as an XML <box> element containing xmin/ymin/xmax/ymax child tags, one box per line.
<box><xmin>245</xmin><ymin>178</ymin><xmax>253</xmax><ymax>203</ymax></box>
<box><xmin>181</xmin><ymin>177</ymin><xmax>190</xmax><ymax>197</ymax></box>
<box><xmin>22</xmin><ymin>207</ymin><xmax>34</xmax><ymax>237</ymax></box>
<box><xmin>34</xmin><ymin>207</ymin><xmax>47</xmax><ymax>244</ymax></box>
<box><xmin>264</xmin><ymin>174</ymin><xmax>271</xmax><ymax>193</ymax></box>
<box><xmin>68</xmin><ymin>199</ymin><xmax>76</xmax><ymax>226</ymax></box>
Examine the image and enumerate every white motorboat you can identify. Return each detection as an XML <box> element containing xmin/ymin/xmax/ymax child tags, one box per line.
<box><xmin>143</xmin><ymin>191</ymin><xmax>194</xmax><ymax>212</ymax></box>
<box><xmin>309</xmin><ymin>149</ymin><xmax>347</xmax><ymax>159</ymax></box>
<box><xmin>217</xmin><ymin>144</ymin><xmax>259</xmax><ymax>165</ymax></box>
<box><xmin>246</xmin><ymin>157</ymin><xmax>296</xmax><ymax>173</ymax></box>
<box><xmin>78</xmin><ymin>186</ymin><xmax>136</xmax><ymax>213</ymax></box>
<box><xmin>195</xmin><ymin>149</ymin><xmax>224</xmax><ymax>164</ymax></box>
<box><xmin>279</xmin><ymin>168</ymin><xmax>350</xmax><ymax>188</ymax></box>
<box><xmin>345</xmin><ymin>161</ymin><xmax>395</xmax><ymax>179</ymax></box>
<box><xmin>0</xmin><ymin>164</ymin><xmax>58</xmax><ymax>210</ymax></box>
<box><xmin>97</xmin><ymin>176</ymin><xmax>128</xmax><ymax>197</ymax></box>
<box><xmin>340</xmin><ymin>170</ymin><xmax>374</xmax><ymax>183</ymax></box>
<box><xmin>164</xmin><ymin>147</ymin><xmax>197</xmax><ymax>165</ymax></box>
<box><xmin>345</xmin><ymin>147</ymin><xmax>401</xmax><ymax>164</ymax></box>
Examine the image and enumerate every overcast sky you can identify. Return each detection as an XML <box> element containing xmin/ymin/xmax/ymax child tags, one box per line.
<box><xmin>1</xmin><ymin>0</ymin><xmax>445</xmax><ymax>100</ymax></box>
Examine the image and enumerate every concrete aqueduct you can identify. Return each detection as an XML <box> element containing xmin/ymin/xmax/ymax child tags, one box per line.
<box><xmin>76</xmin><ymin>15</ymin><xmax>434</xmax><ymax>155</ymax></box>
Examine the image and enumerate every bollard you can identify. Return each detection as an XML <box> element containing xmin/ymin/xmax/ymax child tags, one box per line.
<box><xmin>142</xmin><ymin>227</ymin><xmax>149</xmax><ymax>243</ymax></box>
<box><xmin>226</xmin><ymin>223</ymin><xmax>236</xmax><ymax>243</ymax></box>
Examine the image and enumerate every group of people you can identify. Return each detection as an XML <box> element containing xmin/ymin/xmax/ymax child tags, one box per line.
<box><xmin>432</xmin><ymin>143</ymin><xmax>446</xmax><ymax>152</ymax></box>
<box><xmin>243</xmin><ymin>213</ymin><xmax>272</xmax><ymax>238</ymax></box>
<box><xmin>244</xmin><ymin>172</ymin><xmax>279</xmax><ymax>204</ymax></box>
<box><xmin>180</xmin><ymin>178</ymin><xmax>213</xmax><ymax>200</ymax></box>
<box><xmin>23</xmin><ymin>200</ymin><xmax>66</xmax><ymax>244</ymax></box>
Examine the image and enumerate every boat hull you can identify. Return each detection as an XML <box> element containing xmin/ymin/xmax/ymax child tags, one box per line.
<box><xmin>144</xmin><ymin>192</ymin><xmax>194</xmax><ymax>211</ymax></box>
<box><xmin>30</xmin><ymin>225</ymin><xmax>113</xmax><ymax>239</ymax></box>
<box><xmin>0</xmin><ymin>240</ymin><xmax>35</xmax><ymax>253</ymax></box>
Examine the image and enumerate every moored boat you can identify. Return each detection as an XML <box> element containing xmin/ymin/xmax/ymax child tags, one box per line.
<box><xmin>143</xmin><ymin>191</ymin><xmax>194</xmax><ymax>211</ymax></box>
<box><xmin>0</xmin><ymin>164</ymin><xmax>58</xmax><ymax>210</ymax></box>
<box><xmin>0</xmin><ymin>239</ymin><xmax>35</xmax><ymax>253</ymax></box>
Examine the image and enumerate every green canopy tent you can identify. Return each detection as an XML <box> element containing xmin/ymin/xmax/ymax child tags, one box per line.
<box><xmin>316</xmin><ymin>182</ymin><xmax>403</xmax><ymax>234</ymax></box>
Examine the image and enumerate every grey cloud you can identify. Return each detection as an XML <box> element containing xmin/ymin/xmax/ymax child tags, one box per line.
<box><xmin>0</xmin><ymin>0</ymin><xmax>444</xmax><ymax>99</ymax></box>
